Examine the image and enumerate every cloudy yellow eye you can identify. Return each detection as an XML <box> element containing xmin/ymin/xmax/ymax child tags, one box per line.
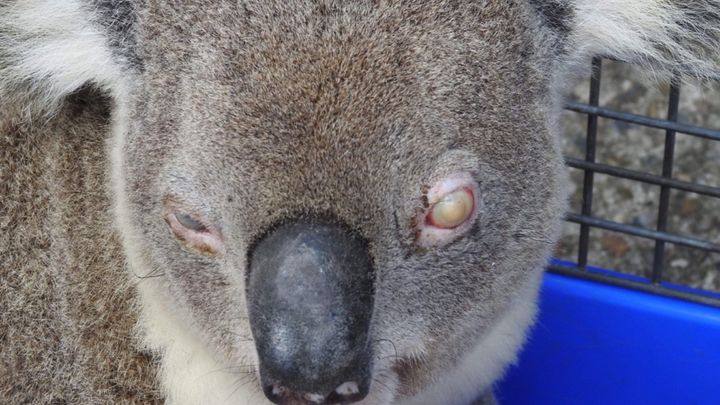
<box><xmin>427</xmin><ymin>188</ymin><xmax>475</xmax><ymax>229</ymax></box>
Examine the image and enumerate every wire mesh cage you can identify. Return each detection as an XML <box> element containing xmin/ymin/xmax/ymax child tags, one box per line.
<box><xmin>551</xmin><ymin>57</ymin><xmax>720</xmax><ymax>308</ymax></box>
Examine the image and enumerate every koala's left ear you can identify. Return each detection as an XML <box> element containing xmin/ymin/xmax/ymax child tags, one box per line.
<box><xmin>0</xmin><ymin>1</ymin><xmax>129</xmax><ymax>114</ymax></box>
<box><xmin>549</xmin><ymin>0</ymin><xmax>720</xmax><ymax>79</ymax></box>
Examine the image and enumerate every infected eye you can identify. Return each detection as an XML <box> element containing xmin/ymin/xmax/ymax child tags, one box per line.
<box><xmin>415</xmin><ymin>173</ymin><xmax>480</xmax><ymax>248</ymax></box>
<box><xmin>164</xmin><ymin>204</ymin><xmax>224</xmax><ymax>256</ymax></box>
<box><xmin>426</xmin><ymin>188</ymin><xmax>475</xmax><ymax>229</ymax></box>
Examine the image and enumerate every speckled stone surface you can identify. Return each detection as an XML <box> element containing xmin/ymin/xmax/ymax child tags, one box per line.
<box><xmin>555</xmin><ymin>60</ymin><xmax>720</xmax><ymax>293</ymax></box>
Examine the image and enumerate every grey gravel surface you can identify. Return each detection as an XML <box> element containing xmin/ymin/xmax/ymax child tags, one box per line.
<box><xmin>555</xmin><ymin>60</ymin><xmax>720</xmax><ymax>293</ymax></box>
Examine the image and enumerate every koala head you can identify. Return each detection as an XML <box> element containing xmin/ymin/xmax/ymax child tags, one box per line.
<box><xmin>112</xmin><ymin>2</ymin><xmax>566</xmax><ymax>403</ymax></box>
<box><xmin>2</xmin><ymin>0</ymin><xmax>717</xmax><ymax>404</ymax></box>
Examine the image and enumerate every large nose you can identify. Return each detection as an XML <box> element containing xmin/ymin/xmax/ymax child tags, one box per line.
<box><xmin>247</xmin><ymin>218</ymin><xmax>374</xmax><ymax>405</ymax></box>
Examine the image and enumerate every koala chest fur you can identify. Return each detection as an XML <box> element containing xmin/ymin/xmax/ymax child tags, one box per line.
<box><xmin>1</xmin><ymin>1</ymin><xmax>719</xmax><ymax>404</ymax></box>
<box><xmin>0</xmin><ymin>92</ymin><xmax>161</xmax><ymax>403</ymax></box>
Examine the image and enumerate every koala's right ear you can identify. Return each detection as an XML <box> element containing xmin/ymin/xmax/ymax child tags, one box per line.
<box><xmin>0</xmin><ymin>0</ymin><xmax>130</xmax><ymax>114</ymax></box>
<box><xmin>543</xmin><ymin>0</ymin><xmax>720</xmax><ymax>79</ymax></box>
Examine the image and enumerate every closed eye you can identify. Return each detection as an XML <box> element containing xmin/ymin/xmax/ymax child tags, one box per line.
<box><xmin>163</xmin><ymin>199</ymin><xmax>224</xmax><ymax>256</ymax></box>
<box><xmin>175</xmin><ymin>212</ymin><xmax>209</xmax><ymax>233</ymax></box>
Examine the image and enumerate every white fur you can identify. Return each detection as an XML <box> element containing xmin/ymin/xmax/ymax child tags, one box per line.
<box><xmin>570</xmin><ymin>0</ymin><xmax>720</xmax><ymax>78</ymax></box>
<box><xmin>136</xmin><ymin>285</ymin><xmax>262</xmax><ymax>405</ymax></box>
<box><xmin>0</xmin><ymin>0</ymin><xmax>124</xmax><ymax>112</ymax></box>
<box><xmin>400</xmin><ymin>271</ymin><xmax>543</xmax><ymax>405</ymax></box>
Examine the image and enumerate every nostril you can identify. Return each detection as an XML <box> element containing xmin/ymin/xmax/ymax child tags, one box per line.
<box><xmin>263</xmin><ymin>384</ymin><xmax>284</xmax><ymax>403</ymax></box>
<box><xmin>326</xmin><ymin>381</ymin><xmax>364</xmax><ymax>403</ymax></box>
<box><xmin>335</xmin><ymin>381</ymin><xmax>360</xmax><ymax>396</ymax></box>
<box><xmin>263</xmin><ymin>381</ymin><xmax>365</xmax><ymax>405</ymax></box>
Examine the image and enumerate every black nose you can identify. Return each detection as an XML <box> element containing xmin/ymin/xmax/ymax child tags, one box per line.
<box><xmin>247</xmin><ymin>217</ymin><xmax>374</xmax><ymax>405</ymax></box>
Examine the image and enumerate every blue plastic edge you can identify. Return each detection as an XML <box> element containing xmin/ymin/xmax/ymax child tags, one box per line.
<box><xmin>550</xmin><ymin>258</ymin><xmax>720</xmax><ymax>301</ymax></box>
<box><xmin>495</xmin><ymin>271</ymin><xmax>720</xmax><ymax>405</ymax></box>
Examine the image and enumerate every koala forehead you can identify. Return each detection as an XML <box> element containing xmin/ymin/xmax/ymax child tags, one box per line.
<box><xmin>125</xmin><ymin>0</ymin><xmax>554</xmax><ymax>238</ymax></box>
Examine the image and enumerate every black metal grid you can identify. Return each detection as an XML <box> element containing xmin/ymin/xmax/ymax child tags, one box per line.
<box><xmin>549</xmin><ymin>58</ymin><xmax>720</xmax><ymax>308</ymax></box>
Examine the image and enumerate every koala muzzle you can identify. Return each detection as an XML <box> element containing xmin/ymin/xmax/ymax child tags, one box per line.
<box><xmin>248</xmin><ymin>218</ymin><xmax>374</xmax><ymax>404</ymax></box>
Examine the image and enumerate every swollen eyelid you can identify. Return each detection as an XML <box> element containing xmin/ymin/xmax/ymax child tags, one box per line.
<box><xmin>163</xmin><ymin>203</ymin><xmax>225</xmax><ymax>256</ymax></box>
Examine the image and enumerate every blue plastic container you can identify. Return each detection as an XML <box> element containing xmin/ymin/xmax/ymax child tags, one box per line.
<box><xmin>495</xmin><ymin>269</ymin><xmax>720</xmax><ymax>405</ymax></box>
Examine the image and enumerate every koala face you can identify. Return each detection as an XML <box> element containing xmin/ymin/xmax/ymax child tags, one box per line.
<box><xmin>115</xmin><ymin>1</ymin><xmax>565</xmax><ymax>403</ymax></box>
<box><xmin>3</xmin><ymin>0</ymin><xmax>717</xmax><ymax>403</ymax></box>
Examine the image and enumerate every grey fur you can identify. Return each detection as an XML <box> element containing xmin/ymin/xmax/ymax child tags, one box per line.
<box><xmin>1</xmin><ymin>1</ymin><xmax>719</xmax><ymax>404</ymax></box>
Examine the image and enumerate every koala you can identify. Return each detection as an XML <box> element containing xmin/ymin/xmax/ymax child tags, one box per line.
<box><xmin>1</xmin><ymin>1</ymin><xmax>718</xmax><ymax>404</ymax></box>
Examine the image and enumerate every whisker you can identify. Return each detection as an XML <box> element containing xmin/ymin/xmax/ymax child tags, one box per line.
<box><xmin>371</xmin><ymin>376</ymin><xmax>394</xmax><ymax>396</ymax></box>
<box><xmin>373</xmin><ymin>338</ymin><xmax>399</xmax><ymax>362</ymax></box>
<box><xmin>131</xmin><ymin>264</ymin><xmax>166</xmax><ymax>282</ymax></box>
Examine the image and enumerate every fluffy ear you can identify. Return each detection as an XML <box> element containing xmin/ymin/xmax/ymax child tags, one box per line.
<box><xmin>0</xmin><ymin>0</ymin><xmax>126</xmax><ymax>114</ymax></box>
<box><xmin>563</xmin><ymin>0</ymin><xmax>720</xmax><ymax>79</ymax></box>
